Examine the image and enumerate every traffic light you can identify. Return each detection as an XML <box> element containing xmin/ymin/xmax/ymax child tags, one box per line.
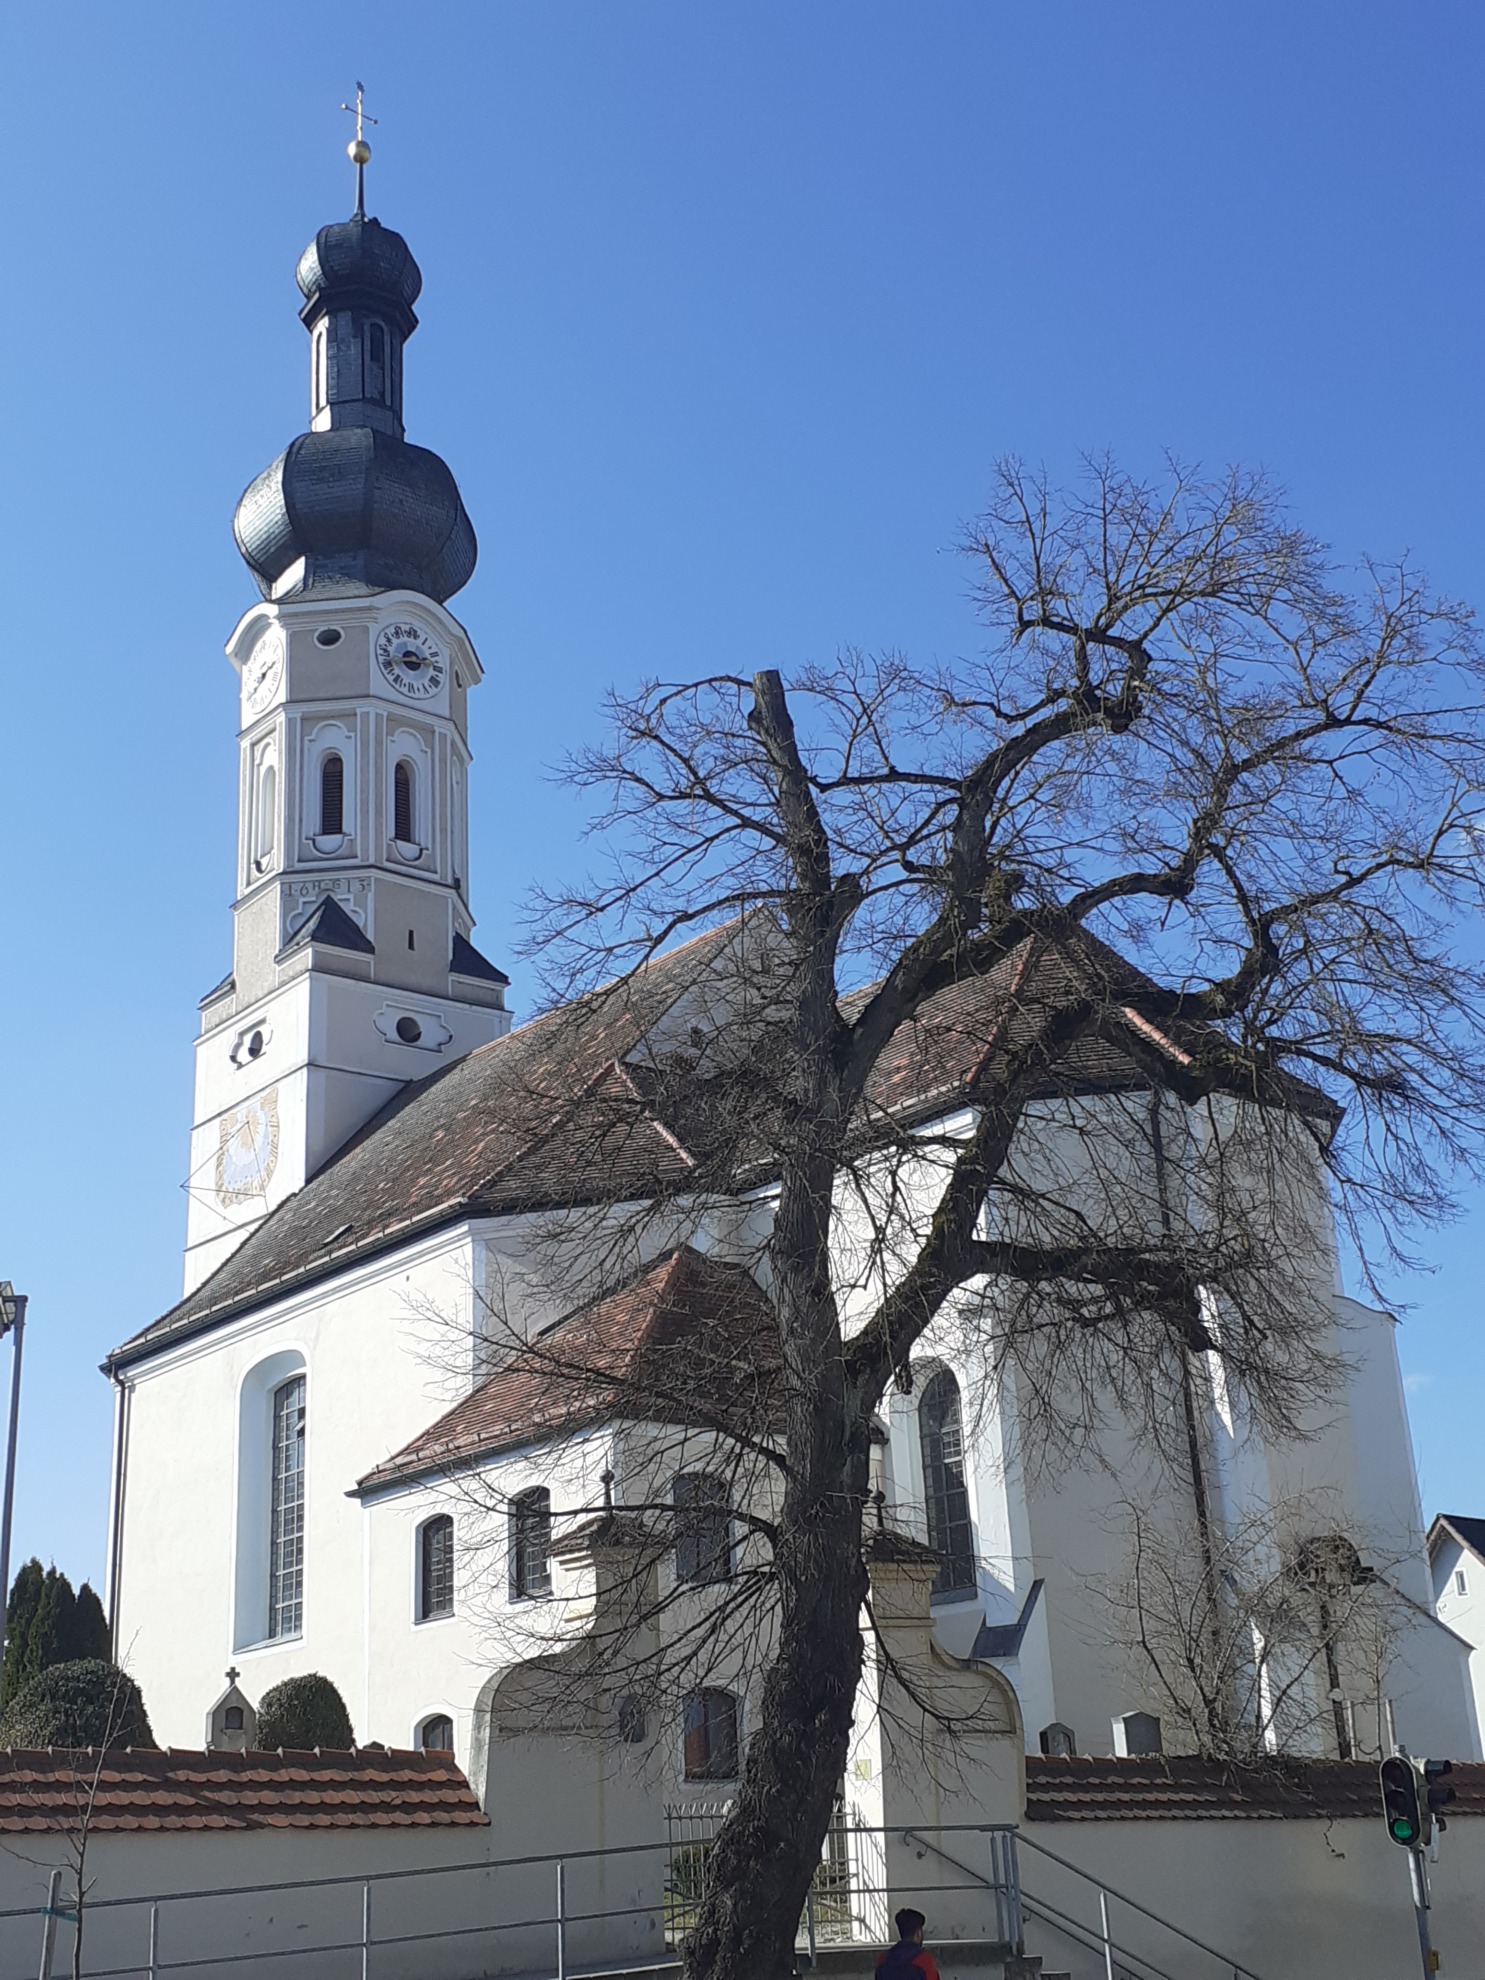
<box><xmin>1380</xmin><ymin>1756</ymin><xmax>1424</xmax><ymax>1847</ymax></box>
<box><xmin>1423</xmin><ymin>1758</ymin><xmax>1456</xmax><ymax>1834</ymax></box>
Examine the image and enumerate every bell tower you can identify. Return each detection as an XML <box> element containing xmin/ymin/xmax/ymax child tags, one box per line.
<box><xmin>184</xmin><ymin>139</ymin><xmax>510</xmax><ymax>1295</ymax></box>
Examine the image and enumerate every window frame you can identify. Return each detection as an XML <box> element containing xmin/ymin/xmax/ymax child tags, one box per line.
<box><xmin>509</xmin><ymin>1486</ymin><xmax>553</xmax><ymax>1601</ymax></box>
<box><xmin>682</xmin><ymin>1688</ymin><xmax>740</xmax><ymax>1782</ymax></box>
<box><xmin>418</xmin><ymin>1713</ymin><xmax>454</xmax><ymax>1754</ymax></box>
<box><xmin>267</xmin><ymin>1374</ymin><xmax>306</xmax><ymax>1641</ymax></box>
<box><xmin>418</xmin><ymin>1513</ymin><xmax>455</xmax><ymax>1622</ymax></box>
<box><xmin>918</xmin><ymin>1366</ymin><xmax>977</xmax><ymax>1600</ymax></box>
<box><xmin>673</xmin><ymin>1471</ymin><xmax>733</xmax><ymax>1586</ymax></box>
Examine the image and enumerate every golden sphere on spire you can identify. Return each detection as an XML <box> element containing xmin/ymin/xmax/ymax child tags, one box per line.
<box><xmin>348</xmin><ymin>137</ymin><xmax>372</xmax><ymax>167</ymax></box>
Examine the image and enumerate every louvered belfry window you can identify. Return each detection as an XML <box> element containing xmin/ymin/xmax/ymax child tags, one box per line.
<box><xmin>420</xmin><ymin>1514</ymin><xmax>454</xmax><ymax>1620</ymax></box>
<box><xmin>268</xmin><ymin>1375</ymin><xmax>306</xmax><ymax>1638</ymax></box>
<box><xmin>319</xmin><ymin>752</ymin><xmax>345</xmax><ymax>836</ymax></box>
<box><xmin>919</xmin><ymin>1367</ymin><xmax>976</xmax><ymax>1596</ymax></box>
<box><xmin>394</xmin><ymin>759</ymin><xmax>415</xmax><ymax>844</ymax></box>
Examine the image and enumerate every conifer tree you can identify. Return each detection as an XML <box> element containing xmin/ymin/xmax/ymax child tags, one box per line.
<box><xmin>30</xmin><ymin>1569</ymin><xmax>77</xmax><ymax>1675</ymax></box>
<box><xmin>0</xmin><ymin>1560</ymin><xmax>44</xmax><ymax>1708</ymax></box>
<box><xmin>70</xmin><ymin>1585</ymin><xmax>110</xmax><ymax>1664</ymax></box>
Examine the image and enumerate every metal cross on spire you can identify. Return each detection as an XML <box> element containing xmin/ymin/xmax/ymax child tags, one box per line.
<box><xmin>340</xmin><ymin>82</ymin><xmax>378</xmax><ymax>218</ymax></box>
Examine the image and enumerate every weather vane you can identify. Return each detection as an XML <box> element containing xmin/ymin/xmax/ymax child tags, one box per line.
<box><xmin>340</xmin><ymin>82</ymin><xmax>378</xmax><ymax>218</ymax></box>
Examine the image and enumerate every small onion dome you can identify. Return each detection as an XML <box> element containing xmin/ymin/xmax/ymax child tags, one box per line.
<box><xmin>296</xmin><ymin>215</ymin><xmax>422</xmax><ymax>333</ymax></box>
<box><xmin>234</xmin><ymin>427</ymin><xmax>477</xmax><ymax>603</ymax></box>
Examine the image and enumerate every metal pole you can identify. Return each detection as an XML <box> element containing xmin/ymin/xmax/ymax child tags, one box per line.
<box><xmin>0</xmin><ymin>1295</ymin><xmax>29</xmax><ymax>1684</ymax></box>
<box><xmin>147</xmin><ymin>1900</ymin><xmax>159</xmax><ymax>1980</ymax></box>
<box><xmin>555</xmin><ymin>1858</ymin><xmax>566</xmax><ymax>1980</ymax></box>
<box><xmin>1099</xmin><ymin>1888</ymin><xmax>1116</xmax><ymax>1980</ymax></box>
<box><xmin>1408</xmin><ymin>1848</ymin><xmax>1436</xmax><ymax>1979</ymax></box>
<box><xmin>37</xmin><ymin>1866</ymin><xmax>59</xmax><ymax>1980</ymax></box>
<box><xmin>361</xmin><ymin>1879</ymin><xmax>371</xmax><ymax>1980</ymax></box>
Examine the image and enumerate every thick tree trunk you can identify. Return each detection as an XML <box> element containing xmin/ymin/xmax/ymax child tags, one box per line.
<box><xmin>681</xmin><ymin>1456</ymin><xmax>870</xmax><ymax>1980</ymax></box>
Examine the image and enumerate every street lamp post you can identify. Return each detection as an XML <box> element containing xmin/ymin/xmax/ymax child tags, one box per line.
<box><xmin>0</xmin><ymin>1284</ymin><xmax>29</xmax><ymax>1686</ymax></box>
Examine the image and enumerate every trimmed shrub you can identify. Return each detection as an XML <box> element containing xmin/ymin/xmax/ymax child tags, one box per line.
<box><xmin>255</xmin><ymin>1673</ymin><xmax>354</xmax><ymax>1751</ymax></box>
<box><xmin>0</xmin><ymin>1660</ymin><xmax>155</xmax><ymax>1749</ymax></box>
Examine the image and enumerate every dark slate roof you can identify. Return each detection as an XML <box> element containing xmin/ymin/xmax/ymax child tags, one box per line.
<box><xmin>1432</xmin><ymin>1514</ymin><xmax>1485</xmax><ymax>1566</ymax></box>
<box><xmin>1025</xmin><ymin>1755</ymin><xmax>1485</xmax><ymax>1822</ymax></box>
<box><xmin>970</xmin><ymin>1579</ymin><xmax>1044</xmax><ymax>1660</ymax></box>
<box><xmin>110</xmin><ymin>921</ymin><xmax>1321</xmax><ymax>1372</ymax></box>
<box><xmin>0</xmin><ymin>1747</ymin><xmax>486</xmax><ymax>1832</ymax></box>
<box><xmin>356</xmin><ymin>1244</ymin><xmax>779</xmax><ymax>1493</ymax></box>
<box><xmin>452</xmin><ymin>931</ymin><xmax>510</xmax><ymax>985</ymax></box>
<box><xmin>276</xmin><ymin>894</ymin><xmax>375</xmax><ymax>960</ymax></box>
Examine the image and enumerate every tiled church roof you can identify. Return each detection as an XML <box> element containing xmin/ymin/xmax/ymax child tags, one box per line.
<box><xmin>0</xmin><ymin>1747</ymin><xmax>487</xmax><ymax>1832</ymax></box>
<box><xmin>1026</xmin><ymin>1755</ymin><xmax>1485</xmax><ymax>1821</ymax></box>
<box><xmin>355</xmin><ymin>1245</ymin><xmax>780</xmax><ymax>1492</ymax></box>
<box><xmin>110</xmin><ymin>920</ymin><xmax>1328</xmax><ymax>1371</ymax></box>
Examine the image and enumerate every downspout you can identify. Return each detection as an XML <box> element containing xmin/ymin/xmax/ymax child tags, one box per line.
<box><xmin>105</xmin><ymin>1371</ymin><xmax>132</xmax><ymax>1656</ymax></box>
<box><xmin>1147</xmin><ymin>1092</ymin><xmax>1218</xmax><ymax>1583</ymax></box>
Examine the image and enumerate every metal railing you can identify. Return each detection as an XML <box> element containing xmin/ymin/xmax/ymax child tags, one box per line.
<box><xmin>5</xmin><ymin>1820</ymin><xmax>1025</xmax><ymax>1980</ymax></box>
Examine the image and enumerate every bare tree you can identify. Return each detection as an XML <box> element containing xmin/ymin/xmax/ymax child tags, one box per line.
<box><xmin>427</xmin><ymin>458</ymin><xmax>1485</xmax><ymax>1980</ymax></box>
<box><xmin>1092</xmin><ymin>1492</ymin><xmax>1409</xmax><ymax>1765</ymax></box>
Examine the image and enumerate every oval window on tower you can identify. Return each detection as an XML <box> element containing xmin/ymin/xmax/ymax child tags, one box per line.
<box><xmin>320</xmin><ymin>752</ymin><xmax>345</xmax><ymax>837</ymax></box>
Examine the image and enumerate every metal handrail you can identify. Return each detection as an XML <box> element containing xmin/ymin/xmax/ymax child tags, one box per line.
<box><xmin>16</xmin><ymin>1818</ymin><xmax>1027</xmax><ymax>1980</ymax></box>
<box><xmin>1015</xmin><ymin>1829</ymin><xmax>1265</xmax><ymax>1980</ymax></box>
<box><xmin>1018</xmin><ymin>1888</ymin><xmax>1180</xmax><ymax>1980</ymax></box>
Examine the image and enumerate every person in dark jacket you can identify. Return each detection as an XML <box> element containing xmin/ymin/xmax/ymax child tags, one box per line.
<box><xmin>875</xmin><ymin>1907</ymin><xmax>940</xmax><ymax>1980</ymax></box>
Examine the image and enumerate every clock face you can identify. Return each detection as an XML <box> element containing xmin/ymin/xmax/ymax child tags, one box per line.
<box><xmin>243</xmin><ymin>629</ymin><xmax>285</xmax><ymax>714</ymax></box>
<box><xmin>376</xmin><ymin>621</ymin><xmax>446</xmax><ymax>699</ymax></box>
<box><xmin>215</xmin><ymin>1090</ymin><xmax>281</xmax><ymax>1207</ymax></box>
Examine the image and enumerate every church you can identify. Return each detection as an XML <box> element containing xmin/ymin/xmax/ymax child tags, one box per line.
<box><xmin>101</xmin><ymin>167</ymin><xmax>1481</xmax><ymax>1812</ymax></box>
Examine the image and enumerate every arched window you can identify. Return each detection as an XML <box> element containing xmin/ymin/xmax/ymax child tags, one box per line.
<box><xmin>419</xmin><ymin>1514</ymin><xmax>454</xmax><ymax>1620</ymax></box>
<box><xmin>254</xmin><ymin>763</ymin><xmax>277</xmax><ymax>866</ymax></box>
<box><xmin>394</xmin><ymin>759</ymin><xmax>415</xmax><ymax>844</ymax></box>
<box><xmin>682</xmin><ymin>1689</ymin><xmax>739</xmax><ymax>1781</ymax></box>
<box><xmin>419</xmin><ymin>1713</ymin><xmax>454</xmax><ymax>1754</ymax></box>
<box><xmin>319</xmin><ymin>752</ymin><xmax>344</xmax><ymax>836</ymax></box>
<box><xmin>368</xmin><ymin>320</ymin><xmax>387</xmax><ymax>393</ymax></box>
<box><xmin>268</xmin><ymin>1375</ymin><xmax>306</xmax><ymax>1639</ymax></box>
<box><xmin>617</xmin><ymin>1693</ymin><xmax>647</xmax><ymax>1743</ymax></box>
<box><xmin>673</xmin><ymin>1473</ymin><xmax>732</xmax><ymax>1585</ymax></box>
<box><xmin>509</xmin><ymin>1487</ymin><xmax>552</xmax><ymax>1600</ymax></box>
<box><xmin>919</xmin><ymin>1367</ymin><xmax>975</xmax><ymax>1597</ymax></box>
<box><xmin>313</xmin><ymin>326</ymin><xmax>327</xmax><ymax>413</ymax></box>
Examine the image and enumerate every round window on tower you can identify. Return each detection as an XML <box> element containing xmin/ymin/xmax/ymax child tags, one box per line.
<box><xmin>246</xmin><ymin>1030</ymin><xmax>265</xmax><ymax>1061</ymax></box>
<box><xmin>395</xmin><ymin>1016</ymin><xmax>423</xmax><ymax>1045</ymax></box>
<box><xmin>315</xmin><ymin>627</ymin><xmax>344</xmax><ymax>648</ymax></box>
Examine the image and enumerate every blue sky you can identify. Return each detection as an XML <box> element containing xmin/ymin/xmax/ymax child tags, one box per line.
<box><xmin>1</xmin><ymin>2</ymin><xmax>1482</xmax><ymax>1587</ymax></box>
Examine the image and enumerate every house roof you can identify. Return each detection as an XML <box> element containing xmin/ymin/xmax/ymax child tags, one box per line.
<box><xmin>110</xmin><ymin>919</ymin><xmax>1327</xmax><ymax>1373</ymax></box>
<box><xmin>1430</xmin><ymin>1514</ymin><xmax>1485</xmax><ymax>1568</ymax></box>
<box><xmin>0</xmin><ymin>1746</ymin><xmax>487</xmax><ymax>1832</ymax></box>
<box><xmin>1025</xmin><ymin>1755</ymin><xmax>1485</xmax><ymax>1822</ymax></box>
<box><xmin>355</xmin><ymin>1244</ymin><xmax>779</xmax><ymax>1493</ymax></box>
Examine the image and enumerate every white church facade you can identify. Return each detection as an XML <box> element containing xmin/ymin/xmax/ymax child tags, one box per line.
<box><xmin>103</xmin><ymin>187</ymin><xmax>1481</xmax><ymax>1811</ymax></box>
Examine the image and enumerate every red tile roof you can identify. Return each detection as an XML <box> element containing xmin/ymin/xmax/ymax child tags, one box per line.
<box><xmin>0</xmin><ymin>1747</ymin><xmax>487</xmax><ymax>1832</ymax></box>
<box><xmin>112</xmin><ymin>918</ymin><xmax>1329</xmax><ymax>1371</ymax></box>
<box><xmin>1026</xmin><ymin>1754</ymin><xmax>1485</xmax><ymax>1822</ymax></box>
<box><xmin>356</xmin><ymin>1244</ymin><xmax>779</xmax><ymax>1492</ymax></box>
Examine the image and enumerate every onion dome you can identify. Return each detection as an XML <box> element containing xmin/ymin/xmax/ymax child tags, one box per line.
<box><xmin>233</xmin><ymin>211</ymin><xmax>476</xmax><ymax>604</ymax></box>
